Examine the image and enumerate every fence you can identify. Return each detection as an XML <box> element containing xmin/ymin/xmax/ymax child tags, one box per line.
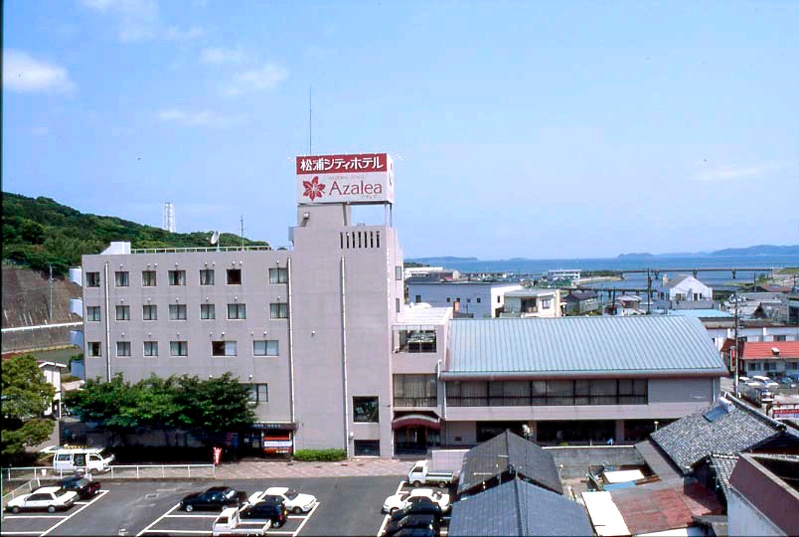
<box><xmin>2</xmin><ymin>464</ymin><xmax>215</xmax><ymax>482</ymax></box>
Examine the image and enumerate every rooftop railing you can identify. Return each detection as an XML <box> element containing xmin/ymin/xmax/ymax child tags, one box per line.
<box><xmin>131</xmin><ymin>245</ymin><xmax>275</xmax><ymax>254</ymax></box>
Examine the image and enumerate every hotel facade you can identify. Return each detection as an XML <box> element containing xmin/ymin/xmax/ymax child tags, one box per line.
<box><xmin>78</xmin><ymin>153</ymin><xmax>727</xmax><ymax>457</ymax></box>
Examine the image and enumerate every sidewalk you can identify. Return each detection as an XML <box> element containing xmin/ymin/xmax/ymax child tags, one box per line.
<box><xmin>214</xmin><ymin>458</ymin><xmax>414</xmax><ymax>480</ymax></box>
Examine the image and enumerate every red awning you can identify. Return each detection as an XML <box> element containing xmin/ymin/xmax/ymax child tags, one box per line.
<box><xmin>392</xmin><ymin>414</ymin><xmax>441</xmax><ymax>430</ymax></box>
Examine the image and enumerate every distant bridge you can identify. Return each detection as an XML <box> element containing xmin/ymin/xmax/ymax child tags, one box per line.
<box><xmin>458</xmin><ymin>266</ymin><xmax>777</xmax><ymax>281</ymax></box>
<box><xmin>619</xmin><ymin>267</ymin><xmax>777</xmax><ymax>279</ymax></box>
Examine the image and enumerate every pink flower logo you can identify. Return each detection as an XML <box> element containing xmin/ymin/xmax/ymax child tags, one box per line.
<box><xmin>302</xmin><ymin>176</ymin><xmax>326</xmax><ymax>201</ymax></box>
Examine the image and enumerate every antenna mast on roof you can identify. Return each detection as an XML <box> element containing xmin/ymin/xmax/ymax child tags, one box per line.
<box><xmin>309</xmin><ymin>86</ymin><xmax>313</xmax><ymax>155</ymax></box>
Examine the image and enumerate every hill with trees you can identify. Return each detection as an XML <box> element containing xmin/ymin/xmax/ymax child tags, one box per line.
<box><xmin>2</xmin><ymin>192</ymin><xmax>270</xmax><ymax>277</ymax></box>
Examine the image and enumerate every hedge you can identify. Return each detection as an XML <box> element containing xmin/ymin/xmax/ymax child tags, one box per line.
<box><xmin>293</xmin><ymin>449</ymin><xmax>347</xmax><ymax>462</ymax></box>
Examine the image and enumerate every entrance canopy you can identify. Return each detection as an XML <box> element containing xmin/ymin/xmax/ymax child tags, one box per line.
<box><xmin>392</xmin><ymin>414</ymin><xmax>441</xmax><ymax>430</ymax></box>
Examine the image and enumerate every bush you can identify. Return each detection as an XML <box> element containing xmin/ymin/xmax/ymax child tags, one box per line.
<box><xmin>293</xmin><ymin>449</ymin><xmax>347</xmax><ymax>462</ymax></box>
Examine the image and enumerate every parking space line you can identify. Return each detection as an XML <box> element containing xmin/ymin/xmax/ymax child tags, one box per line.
<box><xmin>164</xmin><ymin>513</ymin><xmax>219</xmax><ymax>518</ymax></box>
<box><xmin>143</xmin><ymin>531</ymin><xmax>208</xmax><ymax>535</ymax></box>
<box><xmin>377</xmin><ymin>480</ymin><xmax>415</xmax><ymax>537</ymax></box>
<box><xmin>290</xmin><ymin>502</ymin><xmax>319</xmax><ymax>537</ymax></box>
<box><xmin>40</xmin><ymin>489</ymin><xmax>109</xmax><ymax>537</ymax></box>
<box><xmin>136</xmin><ymin>503</ymin><xmax>181</xmax><ymax>537</ymax></box>
<box><xmin>0</xmin><ymin>532</ymin><xmax>44</xmax><ymax>535</ymax></box>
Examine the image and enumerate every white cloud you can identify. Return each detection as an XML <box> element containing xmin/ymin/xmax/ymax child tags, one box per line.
<box><xmin>200</xmin><ymin>47</ymin><xmax>247</xmax><ymax>64</ymax></box>
<box><xmin>157</xmin><ymin>109</ymin><xmax>245</xmax><ymax>128</ymax></box>
<box><xmin>82</xmin><ymin>0</ymin><xmax>205</xmax><ymax>43</ymax></box>
<box><xmin>222</xmin><ymin>63</ymin><xmax>288</xmax><ymax>96</ymax></box>
<box><xmin>3</xmin><ymin>50</ymin><xmax>76</xmax><ymax>94</ymax></box>
<box><xmin>691</xmin><ymin>164</ymin><xmax>783</xmax><ymax>182</ymax></box>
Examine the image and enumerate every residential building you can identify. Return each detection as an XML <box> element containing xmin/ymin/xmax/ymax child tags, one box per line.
<box><xmin>562</xmin><ymin>290</ymin><xmax>599</xmax><ymax>314</ymax></box>
<box><xmin>737</xmin><ymin>341</ymin><xmax>799</xmax><ymax>378</ymax></box>
<box><xmin>653</xmin><ymin>273</ymin><xmax>714</xmax><ymax>310</ymax></box>
<box><xmin>501</xmin><ymin>288</ymin><xmax>562</xmax><ymax>318</ymax></box>
<box><xmin>728</xmin><ymin>453</ymin><xmax>799</xmax><ymax>537</ymax></box>
<box><xmin>405</xmin><ymin>281</ymin><xmax>523</xmax><ymax>318</ymax></box>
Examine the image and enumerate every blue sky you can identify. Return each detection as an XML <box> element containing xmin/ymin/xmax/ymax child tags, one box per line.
<box><xmin>4</xmin><ymin>0</ymin><xmax>798</xmax><ymax>259</ymax></box>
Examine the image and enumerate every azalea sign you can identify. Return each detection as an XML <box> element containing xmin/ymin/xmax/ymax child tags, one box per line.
<box><xmin>296</xmin><ymin>153</ymin><xmax>394</xmax><ymax>205</ymax></box>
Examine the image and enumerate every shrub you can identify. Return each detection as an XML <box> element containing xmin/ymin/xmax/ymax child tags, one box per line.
<box><xmin>293</xmin><ymin>449</ymin><xmax>347</xmax><ymax>462</ymax></box>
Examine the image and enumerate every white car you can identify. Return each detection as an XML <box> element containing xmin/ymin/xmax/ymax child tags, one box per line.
<box><xmin>382</xmin><ymin>488</ymin><xmax>450</xmax><ymax>514</ymax></box>
<box><xmin>5</xmin><ymin>486</ymin><xmax>78</xmax><ymax>513</ymax></box>
<box><xmin>249</xmin><ymin>487</ymin><xmax>316</xmax><ymax>514</ymax></box>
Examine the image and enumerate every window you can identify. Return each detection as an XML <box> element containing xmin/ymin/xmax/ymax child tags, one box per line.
<box><xmin>786</xmin><ymin>361</ymin><xmax>798</xmax><ymax>370</ymax></box>
<box><xmin>542</xmin><ymin>298</ymin><xmax>552</xmax><ymax>309</ymax></box>
<box><xmin>396</xmin><ymin>298</ymin><xmax>400</xmax><ymax>313</ymax></box>
<box><xmin>86</xmin><ymin>306</ymin><xmax>101</xmax><ymax>321</ymax></box>
<box><xmin>116</xmin><ymin>341</ymin><xmax>131</xmax><ymax>356</ymax></box>
<box><xmin>142</xmin><ymin>304</ymin><xmax>157</xmax><ymax>320</ymax></box>
<box><xmin>200</xmin><ymin>304</ymin><xmax>216</xmax><ymax>319</ymax></box>
<box><xmin>212</xmin><ymin>341</ymin><xmax>237</xmax><ymax>356</ymax></box>
<box><xmin>86</xmin><ymin>272</ymin><xmax>101</xmax><ymax>287</ymax></box>
<box><xmin>170</xmin><ymin>341</ymin><xmax>188</xmax><ymax>356</ymax></box>
<box><xmin>446</xmin><ymin>379</ymin><xmax>649</xmax><ymax>407</ymax></box>
<box><xmin>115</xmin><ymin>305</ymin><xmax>130</xmax><ymax>321</ymax></box>
<box><xmin>227</xmin><ymin>268</ymin><xmax>242</xmax><ymax>285</ymax></box>
<box><xmin>749</xmin><ymin>362</ymin><xmax>762</xmax><ymax>371</ymax></box>
<box><xmin>249</xmin><ymin>384</ymin><xmax>268</xmax><ymax>404</ymax></box>
<box><xmin>774</xmin><ymin>335</ymin><xmax>787</xmax><ymax>342</ymax></box>
<box><xmin>253</xmin><ymin>340</ymin><xmax>279</xmax><ymax>356</ymax></box>
<box><xmin>88</xmin><ymin>342</ymin><xmax>101</xmax><ymax>356</ymax></box>
<box><xmin>168</xmin><ymin>270</ymin><xmax>186</xmax><ymax>286</ymax></box>
<box><xmin>269</xmin><ymin>303</ymin><xmax>288</xmax><ymax>319</ymax></box>
<box><xmin>393</xmin><ymin>375</ymin><xmax>437</xmax><ymax>407</ymax></box>
<box><xmin>415</xmin><ymin>295</ymin><xmax>422</xmax><ymax>303</ymax></box>
<box><xmin>446</xmin><ymin>297</ymin><xmax>451</xmax><ymax>303</ymax></box>
<box><xmin>142</xmin><ymin>270</ymin><xmax>157</xmax><ymax>286</ymax></box>
<box><xmin>497</xmin><ymin>296</ymin><xmax>501</xmax><ymax>304</ymax></box>
<box><xmin>353</xmin><ymin>397</ymin><xmax>379</xmax><ymax>422</ymax></box>
<box><xmin>764</xmin><ymin>362</ymin><xmax>778</xmax><ymax>372</ymax></box>
<box><xmin>228</xmin><ymin>303</ymin><xmax>247</xmax><ymax>319</ymax></box>
<box><xmin>200</xmin><ymin>269</ymin><xmax>215</xmax><ymax>285</ymax></box>
<box><xmin>169</xmin><ymin>304</ymin><xmax>187</xmax><ymax>320</ymax></box>
<box><xmin>269</xmin><ymin>267</ymin><xmax>288</xmax><ymax>284</ymax></box>
<box><xmin>395</xmin><ymin>266</ymin><xmax>403</xmax><ymax>281</ymax></box>
<box><xmin>399</xmin><ymin>330</ymin><xmax>437</xmax><ymax>353</ymax></box>
<box><xmin>115</xmin><ymin>271</ymin><xmax>129</xmax><ymax>287</ymax></box>
<box><xmin>143</xmin><ymin>341</ymin><xmax>158</xmax><ymax>357</ymax></box>
<box><xmin>354</xmin><ymin>440</ymin><xmax>380</xmax><ymax>456</ymax></box>
<box><xmin>476</xmin><ymin>297</ymin><xmax>481</xmax><ymax>303</ymax></box>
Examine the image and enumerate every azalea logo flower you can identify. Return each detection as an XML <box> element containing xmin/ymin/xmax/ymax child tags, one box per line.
<box><xmin>302</xmin><ymin>176</ymin><xmax>326</xmax><ymax>201</ymax></box>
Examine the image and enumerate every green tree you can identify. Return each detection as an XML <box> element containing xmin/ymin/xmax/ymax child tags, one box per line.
<box><xmin>1</xmin><ymin>354</ymin><xmax>56</xmax><ymax>463</ymax></box>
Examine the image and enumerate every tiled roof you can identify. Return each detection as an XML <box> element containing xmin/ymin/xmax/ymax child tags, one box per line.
<box><xmin>708</xmin><ymin>452</ymin><xmax>739</xmax><ymax>501</ymax></box>
<box><xmin>445</xmin><ymin>316</ymin><xmax>726</xmax><ymax>377</ymax></box>
<box><xmin>741</xmin><ymin>341</ymin><xmax>799</xmax><ymax>360</ymax></box>
<box><xmin>449</xmin><ymin>480</ymin><xmax>593</xmax><ymax>537</ymax></box>
<box><xmin>564</xmin><ymin>290</ymin><xmax>597</xmax><ymax>301</ymax></box>
<box><xmin>650</xmin><ymin>398</ymin><xmax>797</xmax><ymax>474</ymax></box>
<box><xmin>458</xmin><ymin>430</ymin><xmax>563</xmax><ymax>496</ymax></box>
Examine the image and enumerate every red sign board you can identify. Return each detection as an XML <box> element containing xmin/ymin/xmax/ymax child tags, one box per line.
<box><xmin>295</xmin><ymin>153</ymin><xmax>394</xmax><ymax>205</ymax></box>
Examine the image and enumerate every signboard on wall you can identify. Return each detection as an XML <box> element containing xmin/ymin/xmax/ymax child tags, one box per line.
<box><xmin>296</xmin><ymin>153</ymin><xmax>394</xmax><ymax>205</ymax></box>
<box><xmin>772</xmin><ymin>405</ymin><xmax>799</xmax><ymax>420</ymax></box>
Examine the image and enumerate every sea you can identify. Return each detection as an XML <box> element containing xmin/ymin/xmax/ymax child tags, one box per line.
<box><xmin>408</xmin><ymin>254</ymin><xmax>799</xmax><ymax>289</ymax></box>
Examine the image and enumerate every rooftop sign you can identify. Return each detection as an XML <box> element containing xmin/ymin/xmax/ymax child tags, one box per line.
<box><xmin>296</xmin><ymin>153</ymin><xmax>394</xmax><ymax>205</ymax></box>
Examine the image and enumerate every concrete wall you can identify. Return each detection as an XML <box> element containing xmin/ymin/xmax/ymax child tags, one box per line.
<box><xmin>728</xmin><ymin>489</ymin><xmax>784</xmax><ymax>537</ymax></box>
<box><xmin>407</xmin><ymin>282</ymin><xmax>522</xmax><ymax>318</ymax></box>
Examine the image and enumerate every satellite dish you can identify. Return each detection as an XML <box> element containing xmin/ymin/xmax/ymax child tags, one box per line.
<box><xmin>210</xmin><ymin>231</ymin><xmax>220</xmax><ymax>245</ymax></box>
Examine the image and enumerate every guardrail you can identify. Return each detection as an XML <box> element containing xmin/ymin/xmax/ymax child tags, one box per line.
<box><xmin>1</xmin><ymin>464</ymin><xmax>215</xmax><ymax>483</ymax></box>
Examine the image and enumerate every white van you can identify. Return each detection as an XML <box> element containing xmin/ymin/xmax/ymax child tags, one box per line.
<box><xmin>50</xmin><ymin>447</ymin><xmax>114</xmax><ymax>474</ymax></box>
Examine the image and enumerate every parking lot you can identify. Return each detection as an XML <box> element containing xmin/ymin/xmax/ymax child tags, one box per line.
<box><xmin>1</xmin><ymin>476</ymin><xmax>403</xmax><ymax>537</ymax></box>
<box><xmin>376</xmin><ymin>481</ymin><xmax>452</xmax><ymax>537</ymax></box>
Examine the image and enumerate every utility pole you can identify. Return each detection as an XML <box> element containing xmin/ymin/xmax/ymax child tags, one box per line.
<box><xmin>646</xmin><ymin>268</ymin><xmax>652</xmax><ymax>315</ymax></box>
<box><xmin>733</xmin><ymin>294</ymin><xmax>740</xmax><ymax>396</ymax></box>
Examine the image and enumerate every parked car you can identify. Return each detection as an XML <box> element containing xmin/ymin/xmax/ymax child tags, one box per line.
<box><xmin>239</xmin><ymin>497</ymin><xmax>288</xmax><ymax>528</ymax></box>
<box><xmin>249</xmin><ymin>487</ymin><xmax>316</xmax><ymax>514</ymax></box>
<box><xmin>390</xmin><ymin>528</ymin><xmax>438</xmax><ymax>537</ymax></box>
<box><xmin>384</xmin><ymin>513</ymin><xmax>440</xmax><ymax>537</ymax></box>
<box><xmin>389</xmin><ymin>497</ymin><xmax>445</xmax><ymax>522</ymax></box>
<box><xmin>57</xmin><ymin>476</ymin><xmax>101</xmax><ymax>499</ymax></box>
<box><xmin>180</xmin><ymin>487</ymin><xmax>248</xmax><ymax>512</ymax></box>
<box><xmin>5</xmin><ymin>486</ymin><xmax>78</xmax><ymax>513</ymax></box>
<box><xmin>383</xmin><ymin>488</ymin><xmax>450</xmax><ymax>514</ymax></box>
<box><xmin>211</xmin><ymin>507</ymin><xmax>271</xmax><ymax>536</ymax></box>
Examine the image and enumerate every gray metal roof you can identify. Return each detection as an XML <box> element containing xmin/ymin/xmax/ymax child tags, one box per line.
<box><xmin>650</xmin><ymin>397</ymin><xmax>799</xmax><ymax>474</ymax></box>
<box><xmin>448</xmin><ymin>480</ymin><xmax>593</xmax><ymax>537</ymax></box>
<box><xmin>444</xmin><ymin>316</ymin><xmax>726</xmax><ymax>378</ymax></box>
<box><xmin>458</xmin><ymin>430</ymin><xmax>563</xmax><ymax>496</ymax></box>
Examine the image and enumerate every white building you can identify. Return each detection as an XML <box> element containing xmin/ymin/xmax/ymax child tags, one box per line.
<box><xmin>406</xmin><ymin>281</ymin><xmax>523</xmax><ymax>318</ymax></box>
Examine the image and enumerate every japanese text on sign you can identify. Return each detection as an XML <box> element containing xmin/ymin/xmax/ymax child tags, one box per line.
<box><xmin>297</xmin><ymin>153</ymin><xmax>386</xmax><ymax>174</ymax></box>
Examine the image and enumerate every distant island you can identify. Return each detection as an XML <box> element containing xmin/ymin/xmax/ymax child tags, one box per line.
<box><xmin>617</xmin><ymin>244</ymin><xmax>799</xmax><ymax>259</ymax></box>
